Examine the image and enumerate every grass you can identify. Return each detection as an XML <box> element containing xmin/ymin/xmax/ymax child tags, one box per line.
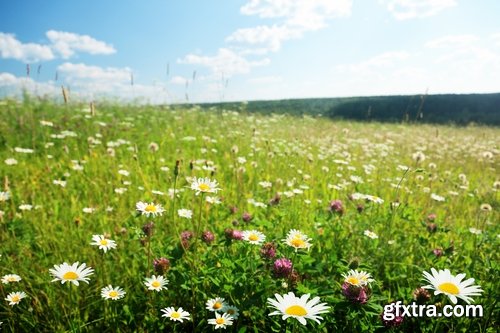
<box><xmin>0</xmin><ymin>98</ymin><xmax>498</xmax><ymax>332</ymax></box>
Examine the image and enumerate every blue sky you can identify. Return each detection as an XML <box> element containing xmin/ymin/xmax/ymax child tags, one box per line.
<box><xmin>1</xmin><ymin>0</ymin><xmax>499</xmax><ymax>103</ymax></box>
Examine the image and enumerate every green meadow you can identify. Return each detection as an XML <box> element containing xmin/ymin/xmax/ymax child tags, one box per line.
<box><xmin>0</xmin><ymin>99</ymin><xmax>498</xmax><ymax>332</ymax></box>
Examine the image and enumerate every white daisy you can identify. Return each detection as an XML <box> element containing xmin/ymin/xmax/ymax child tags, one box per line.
<box><xmin>1</xmin><ymin>274</ymin><xmax>22</xmax><ymax>284</ymax></box>
<box><xmin>363</xmin><ymin>230</ymin><xmax>378</xmax><ymax>239</ymax></box>
<box><xmin>283</xmin><ymin>229</ymin><xmax>312</xmax><ymax>251</ymax></box>
<box><xmin>136</xmin><ymin>201</ymin><xmax>165</xmax><ymax>217</ymax></box>
<box><xmin>0</xmin><ymin>191</ymin><xmax>9</xmax><ymax>202</ymax></box>
<box><xmin>208</xmin><ymin>312</ymin><xmax>233</xmax><ymax>329</ymax></box>
<box><xmin>177</xmin><ymin>209</ymin><xmax>193</xmax><ymax>219</ymax></box>
<box><xmin>101</xmin><ymin>285</ymin><xmax>126</xmax><ymax>300</ymax></box>
<box><xmin>422</xmin><ymin>268</ymin><xmax>483</xmax><ymax>304</ymax></box>
<box><xmin>206</xmin><ymin>297</ymin><xmax>227</xmax><ymax>312</ymax></box>
<box><xmin>242</xmin><ymin>230</ymin><xmax>266</xmax><ymax>245</ymax></box>
<box><xmin>223</xmin><ymin>305</ymin><xmax>240</xmax><ymax>319</ymax></box>
<box><xmin>190</xmin><ymin>177</ymin><xmax>221</xmax><ymax>195</ymax></box>
<box><xmin>469</xmin><ymin>228</ymin><xmax>482</xmax><ymax>235</ymax></box>
<box><xmin>90</xmin><ymin>234</ymin><xmax>117</xmax><ymax>253</ymax></box>
<box><xmin>49</xmin><ymin>262</ymin><xmax>94</xmax><ymax>286</ymax></box>
<box><xmin>431</xmin><ymin>193</ymin><xmax>445</xmax><ymax>202</ymax></box>
<box><xmin>5</xmin><ymin>291</ymin><xmax>27</xmax><ymax>306</ymax></box>
<box><xmin>161</xmin><ymin>307</ymin><xmax>191</xmax><ymax>322</ymax></box>
<box><xmin>4</xmin><ymin>158</ymin><xmax>18</xmax><ymax>165</ymax></box>
<box><xmin>267</xmin><ymin>292</ymin><xmax>330</xmax><ymax>326</ymax></box>
<box><xmin>342</xmin><ymin>269</ymin><xmax>374</xmax><ymax>287</ymax></box>
<box><xmin>144</xmin><ymin>275</ymin><xmax>168</xmax><ymax>292</ymax></box>
<box><xmin>19</xmin><ymin>204</ymin><xmax>33</xmax><ymax>211</ymax></box>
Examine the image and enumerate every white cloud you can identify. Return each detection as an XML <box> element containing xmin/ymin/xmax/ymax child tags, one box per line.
<box><xmin>57</xmin><ymin>62</ymin><xmax>131</xmax><ymax>82</ymax></box>
<box><xmin>380</xmin><ymin>0</ymin><xmax>457</xmax><ymax>20</ymax></box>
<box><xmin>46</xmin><ymin>30</ymin><xmax>116</xmax><ymax>59</ymax></box>
<box><xmin>0</xmin><ymin>33</ymin><xmax>55</xmax><ymax>62</ymax></box>
<box><xmin>425</xmin><ymin>34</ymin><xmax>479</xmax><ymax>48</ymax></box>
<box><xmin>0</xmin><ymin>72</ymin><xmax>59</xmax><ymax>96</ymax></box>
<box><xmin>170</xmin><ymin>76</ymin><xmax>188</xmax><ymax>85</ymax></box>
<box><xmin>178</xmin><ymin>48</ymin><xmax>270</xmax><ymax>77</ymax></box>
<box><xmin>230</xmin><ymin>0</ymin><xmax>352</xmax><ymax>52</ymax></box>
<box><xmin>227</xmin><ymin>24</ymin><xmax>301</xmax><ymax>52</ymax></box>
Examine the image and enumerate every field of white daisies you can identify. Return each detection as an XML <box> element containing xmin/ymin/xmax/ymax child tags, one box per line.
<box><xmin>0</xmin><ymin>99</ymin><xmax>498</xmax><ymax>332</ymax></box>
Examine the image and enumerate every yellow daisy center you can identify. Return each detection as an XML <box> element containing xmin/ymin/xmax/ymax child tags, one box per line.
<box><xmin>7</xmin><ymin>277</ymin><xmax>17</xmax><ymax>282</ymax></box>
<box><xmin>285</xmin><ymin>305</ymin><xmax>307</xmax><ymax>316</ymax></box>
<box><xmin>215</xmin><ymin>317</ymin><xmax>225</xmax><ymax>325</ymax></box>
<box><xmin>198</xmin><ymin>183</ymin><xmax>210</xmax><ymax>192</ymax></box>
<box><xmin>213</xmin><ymin>302</ymin><xmax>223</xmax><ymax>310</ymax></box>
<box><xmin>171</xmin><ymin>311</ymin><xmax>181</xmax><ymax>318</ymax></box>
<box><xmin>346</xmin><ymin>277</ymin><xmax>360</xmax><ymax>285</ymax></box>
<box><xmin>438</xmin><ymin>282</ymin><xmax>460</xmax><ymax>295</ymax></box>
<box><xmin>152</xmin><ymin>281</ymin><xmax>161</xmax><ymax>288</ymax></box>
<box><xmin>291</xmin><ymin>238</ymin><xmax>305</xmax><ymax>248</ymax></box>
<box><xmin>11</xmin><ymin>295</ymin><xmax>20</xmax><ymax>302</ymax></box>
<box><xmin>109</xmin><ymin>291</ymin><xmax>118</xmax><ymax>298</ymax></box>
<box><xmin>248</xmin><ymin>234</ymin><xmax>259</xmax><ymax>241</ymax></box>
<box><xmin>100</xmin><ymin>239</ymin><xmax>108</xmax><ymax>245</ymax></box>
<box><xmin>145</xmin><ymin>205</ymin><xmax>157</xmax><ymax>212</ymax></box>
<box><xmin>62</xmin><ymin>271</ymin><xmax>79</xmax><ymax>280</ymax></box>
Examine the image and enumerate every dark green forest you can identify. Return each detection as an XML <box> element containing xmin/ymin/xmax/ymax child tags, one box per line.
<box><xmin>196</xmin><ymin>93</ymin><xmax>500</xmax><ymax>126</ymax></box>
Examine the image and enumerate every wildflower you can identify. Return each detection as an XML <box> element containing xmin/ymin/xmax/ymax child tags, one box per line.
<box><xmin>413</xmin><ymin>287</ymin><xmax>431</xmax><ymax>304</ymax></box>
<box><xmin>364</xmin><ymin>230</ymin><xmax>378</xmax><ymax>239</ymax></box>
<box><xmin>242</xmin><ymin>230</ymin><xmax>266</xmax><ymax>245</ymax></box>
<box><xmin>224</xmin><ymin>305</ymin><xmax>240</xmax><ymax>319</ymax></box>
<box><xmin>431</xmin><ymin>193</ymin><xmax>445</xmax><ymax>202</ymax></box>
<box><xmin>118</xmin><ymin>169</ymin><xmax>130</xmax><ymax>177</ymax></box>
<box><xmin>161</xmin><ymin>307</ymin><xmax>191</xmax><ymax>322</ymax></box>
<box><xmin>2</xmin><ymin>274</ymin><xmax>22</xmax><ymax>284</ymax></box>
<box><xmin>427</xmin><ymin>213</ymin><xmax>437</xmax><ymax>221</ymax></box>
<box><xmin>19</xmin><ymin>204</ymin><xmax>33</xmax><ymax>211</ymax></box>
<box><xmin>284</xmin><ymin>229</ymin><xmax>312</xmax><ymax>251</ymax></box>
<box><xmin>267</xmin><ymin>292</ymin><xmax>330</xmax><ymax>326</ymax></box>
<box><xmin>101</xmin><ymin>285</ymin><xmax>126</xmax><ymax>300</ymax></box>
<box><xmin>142</xmin><ymin>221</ymin><xmax>155</xmax><ymax>237</ymax></box>
<box><xmin>208</xmin><ymin>312</ymin><xmax>233</xmax><ymax>329</ymax></box>
<box><xmin>260</xmin><ymin>242</ymin><xmax>277</xmax><ymax>260</ymax></box>
<box><xmin>206</xmin><ymin>297</ymin><xmax>227</xmax><ymax>312</ymax></box>
<box><xmin>5</xmin><ymin>291</ymin><xmax>27</xmax><ymax>306</ymax></box>
<box><xmin>422</xmin><ymin>268</ymin><xmax>483</xmax><ymax>304</ymax></box>
<box><xmin>53</xmin><ymin>179</ymin><xmax>67</xmax><ymax>187</ymax></box>
<box><xmin>4</xmin><ymin>158</ymin><xmax>18</xmax><ymax>165</ymax></box>
<box><xmin>149</xmin><ymin>142</ymin><xmax>159</xmax><ymax>152</ymax></box>
<box><xmin>341</xmin><ymin>269</ymin><xmax>374</xmax><ymax>304</ymax></box>
<box><xmin>190</xmin><ymin>177</ymin><xmax>221</xmax><ymax>195</ymax></box>
<box><xmin>82</xmin><ymin>207</ymin><xmax>95</xmax><ymax>214</ymax></box>
<box><xmin>177</xmin><ymin>208</ymin><xmax>193</xmax><ymax>219</ymax></box>
<box><xmin>273</xmin><ymin>258</ymin><xmax>293</xmax><ymax>278</ymax></box>
<box><xmin>144</xmin><ymin>275</ymin><xmax>168</xmax><ymax>292</ymax></box>
<box><xmin>412</xmin><ymin>151</ymin><xmax>426</xmax><ymax>163</ymax></box>
<box><xmin>433</xmin><ymin>248</ymin><xmax>443</xmax><ymax>257</ymax></box>
<box><xmin>180</xmin><ymin>230</ymin><xmax>194</xmax><ymax>248</ymax></box>
<box><xmin>90</xmin><ymin>234</ymin><xmax>117</xmax><ymax>253</ymax></box>
<box><xmin>329</xmin><ymin>200</ymin><xmax>344</xmax><ymax>215</ymax></box>
<box><xmin>202</xmin><ymin>230</ymin><xmax>215</xmax><ymax>244</ymax></box>
<box><xmin>469</xmin><ymin>228</ymin><xmax>482</xmax><ymax>235</ymax></box>
<box><xmin>206</xmin><ymin>196</ymin><xmax>222</xmax><ymax>204</ymax></box>
<box><xmin>259</xmin><ymin>181</ymin><xmax>272</xmax><ymax>188</ymax></box>
<box><xmin>480</xmin><ymin>203</ymin><xmax>492</xmax><ymax>212</ymax></box>
<box><xmin>427</xmin><ymin>223</ymin><xmax>437</xmax><ymax>233</ymax></box>
<box><xmin>0</xmin><ymin>193</ymin><xmax>10</xmax><ymax>205</ymax></box>
<box><xmin>241</xmin><ymin>212</ymin><xmax>252</xmax><ymax>223</ymax></box>
<box><xmin>136</xmin><ymin>201</ymin><xmax>165</xmax><ymax>217</ymax></box>
<box><xmin>153</xmin><ymin>257</ymin><xmax>171</xmax><ymax>275</ymax></box>
<box><xmin>49</xmin><ymin>262</ymin><xmax>94</xmax><ymax>286</ymax></box>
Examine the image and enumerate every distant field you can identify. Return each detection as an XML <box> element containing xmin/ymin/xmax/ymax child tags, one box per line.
<box><xmin>0</xmin><ymin>99</ymin><xmax>498</xmax><ymax>332</ymax></box>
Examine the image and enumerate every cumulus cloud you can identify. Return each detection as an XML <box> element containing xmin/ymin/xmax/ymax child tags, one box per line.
<box><xmin>46</xmin><ymin>30</ymin><xmax>116</xmax><ymax>58</ymax></box>
<box><xmin>336</xmin><ymin>51</ymin><xmax>411</xmax><ymax>73</ymax></box>
<box><xmin>57</xmin><ymin>62</ymin><xmax>131</xmax><ymax>83</ymax></box>
<box><xmin>178</xmin><ymin>48</ymin><xmax>270</xmax><ymax>77</ymax></box>
<box><xmin>228</xmin><ymin>0</ymin><xmax>352</xmax><ymax>52</ymax></box>
<box><xmin>0</xmin><ymin>33</ymin><xmax>55</xmax><ymax>62</ymax></box>
<box><xmin>380</xmin><ymin>0</ymin><xmax>457</xmax><ymax>20</ymax></box>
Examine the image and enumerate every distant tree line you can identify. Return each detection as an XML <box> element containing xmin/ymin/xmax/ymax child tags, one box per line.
<box><xmin>195</xmin><ymin>93</ymin><xmax>500</xmax><ymax>126</ymax></box>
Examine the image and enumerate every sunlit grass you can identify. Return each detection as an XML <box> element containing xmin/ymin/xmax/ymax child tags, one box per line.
<box><xmin>0</xmin><ymin>98</ymin><xmax>498</xmax><ymax>332</ymax></box>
